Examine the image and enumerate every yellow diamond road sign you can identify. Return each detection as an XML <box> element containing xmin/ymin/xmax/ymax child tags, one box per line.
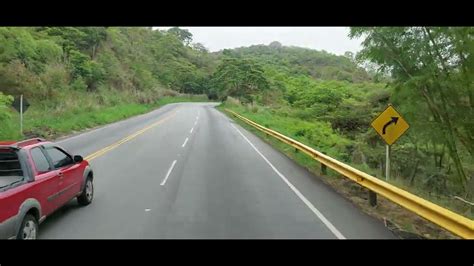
<box><xmin>371</xmin><ymin>105</ymin><xmax>409</xmax><ymax>146</ymax></box>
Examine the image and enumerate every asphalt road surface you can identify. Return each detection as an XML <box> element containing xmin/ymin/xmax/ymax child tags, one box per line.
<box><xmin>39</xmin><ymin>103</ymin><xmax>395</xmax><ymax>239</ymax></box>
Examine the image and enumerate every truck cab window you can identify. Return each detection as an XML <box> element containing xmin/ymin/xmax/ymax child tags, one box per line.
<box><xmin>31</xmin><ymin>148</ymin><xmax>51</xmax><ymax>173</ymax></box>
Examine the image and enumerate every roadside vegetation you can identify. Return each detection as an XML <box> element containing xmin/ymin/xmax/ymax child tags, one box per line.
<box><xmin>2</xmin><ymin>93</ymin><xmax>207</xmax><ymax>140</ymax></box>
<box><xmin>219</xmin><ymin>102</ymin><xmax>460</xmax><ymax>239</ymax></box>
<box><xmin>0</xmin><ymin>27</ymin><xmax>214</xmax><ymax>140</ymax></box>
<box><xmin>212</xmin><ymin>28</ymin><xmax>473</xmax><ymax>237</ymax></box>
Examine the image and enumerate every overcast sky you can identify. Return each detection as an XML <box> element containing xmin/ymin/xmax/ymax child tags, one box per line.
<box><xmin>153</xmin><ymin>27</ymin><xmax>362</xmax><ymax>55</ymax></box>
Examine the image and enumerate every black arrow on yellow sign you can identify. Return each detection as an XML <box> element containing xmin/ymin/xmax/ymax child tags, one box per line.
<box><xmin>382</xmin><ymin>117</ymin><xmax>399</xmax><ymax>135</ymax></box>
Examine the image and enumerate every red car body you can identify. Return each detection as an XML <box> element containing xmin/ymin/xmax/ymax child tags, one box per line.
<box><xmin>0</xmin><ymin>138</ymin><xmax>93</xmax><ymax>239</ymax></box>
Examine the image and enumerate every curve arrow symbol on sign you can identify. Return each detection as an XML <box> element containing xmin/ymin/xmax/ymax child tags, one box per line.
<box><xmin>382</xmin><ymin>117</ymin><xmax>399</xmax><ymax>135</ymax></box>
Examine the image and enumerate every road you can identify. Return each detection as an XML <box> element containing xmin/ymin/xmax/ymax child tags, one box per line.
<box><xmin>39</xmin><ymin>103</ymin><xmax>395</xmax><ymax>239</ymax></box>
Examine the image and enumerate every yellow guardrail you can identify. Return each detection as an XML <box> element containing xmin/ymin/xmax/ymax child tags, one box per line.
<box><xmin>226</xmin><ymin>108</ymin><xmax>474</xmax><ymax>239</ymax></box>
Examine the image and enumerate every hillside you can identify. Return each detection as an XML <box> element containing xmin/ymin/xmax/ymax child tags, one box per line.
<box><xmin>0</xmin><ymin>27</ymin><xmax>214</xmax><ymax>139</ymax></box>
<box><xmin>215</xmin><ymin>42</ymin><xmax>371</xmax><ymax>83</ymax></box>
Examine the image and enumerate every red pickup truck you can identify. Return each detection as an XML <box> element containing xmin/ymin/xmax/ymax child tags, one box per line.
<box><xmin>0</xmin><ymin>138</ymin><xmax>94</xmax><ymax>239</ymax></box>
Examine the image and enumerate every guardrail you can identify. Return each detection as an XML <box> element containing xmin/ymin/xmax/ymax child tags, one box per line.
<box><xmin>225</xmin><ymin>108</ymin><xmax>474</xmax><ymax>239</ymax></box>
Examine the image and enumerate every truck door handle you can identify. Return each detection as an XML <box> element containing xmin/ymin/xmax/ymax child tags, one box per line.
<box><xmin>58</xmin><ymin>172</ymin><xmax>64</xmax><ymax>179</ymax></box>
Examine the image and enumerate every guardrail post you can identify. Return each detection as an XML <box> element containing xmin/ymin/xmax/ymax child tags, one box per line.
<box><xmin>369</xmin><ymin>191</ymin><xmax>377</xmax><ymax>207</ymax></box>
<box><xmin>368</xmin><ymin>175</ymin><xmax>377</xmax><ymax>207</ymax></box>
<box><xmin>321</xmin><ymin>152</ymin><xmax>327</xmax><ymax>175</ymax></box>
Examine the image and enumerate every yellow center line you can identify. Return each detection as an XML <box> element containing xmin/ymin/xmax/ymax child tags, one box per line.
<box><xmin>84</xmin><ymin>110</ymin><xmax>178</xmax><ymax>161</ymax></box>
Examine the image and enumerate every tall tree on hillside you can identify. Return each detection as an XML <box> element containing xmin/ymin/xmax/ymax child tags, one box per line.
<box><xmin>269</xmin><ymin>41</ymin><xmax>283</xmax><ymax>49</ymax></box>
<box><xmin>344</xmin><ymin>51</ymin><xmax>354</xmax><ymax>60</ymax></box>
<box><xmin>78</xmin><ymin>27</ymin><xmax>107</xmax><ymax>59</ymax></box>
<box><xmin>350</xmin><ymin>27</ymin><xmax>474</xmax><ymax>197</ymax></box>
<box><xmin>212</xmin><ymin>57</ymin><xmax>270</xmax><ymax>102</ymax></box>
<box><xmin>192</xmin><ymin>42</ymin><xmax>209</xmax><ymax>53</ymax></box>
<box><xmin>167</xmin><ymin>27</ymin><xmax>193</xmax><ymax>46</ymax></box>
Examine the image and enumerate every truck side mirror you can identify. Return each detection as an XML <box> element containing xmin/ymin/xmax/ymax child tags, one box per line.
<box><xmin>74</xmin><ymin>155</ymin><xmax>83</xmax><ymax>163</ymax></box>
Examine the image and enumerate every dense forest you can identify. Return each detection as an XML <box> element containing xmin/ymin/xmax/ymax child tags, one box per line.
<box><xmin>0</xmin><ymin>27</ymin><xmax>472</xmax><ymax>218</ymax></box>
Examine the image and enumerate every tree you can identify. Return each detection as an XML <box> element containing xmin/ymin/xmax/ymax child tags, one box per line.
<box><xmin>269</xmin><ymin>41</ymin><xmax>283</xmax><ymax>49</ymax></box>
<box><xmin>69</xmin><ymin>50</ymin><xmax>104</xmax><ymax>91</ymax></box>
<box><xmin>78</xmin><ymin>27</ymin><xmax>107</xmax><ymax>59</ymax></box>
<box><xmin>41</xmin><ymin>27</ymin><xmax>88</xmax><ymax>61</ymax></box>
<box><xmin>212</xmin><ymin>57</ymin><xmax>270</xmax><ymax>102</ymax></box>
<box><xmin>69</xmin><ymin>50</ymin><xmax>91</xmax><ymax>79</ymax></box>
<box><xmin>350</xmin><ymin>27</ymin><xmax>474</xmax><ymax>197</ymax></box>
<box><xmin>192</xmin><ymin>42</ymin><xmax>208</xmax><ymax>53</ymax></box>
<box><xmin>343</xmin><ymin>51</ymin><xmax>358</xmax><ymax>70</ymax></box>
<box><xmin>167</xmin><ymin>27</ymin><xmax>193</xmax><ymax>46</ymax></box>
<box><xmin>40</xmin><ymin>27</ymin><xmax>107</xmax><ymax>61</ymax></box>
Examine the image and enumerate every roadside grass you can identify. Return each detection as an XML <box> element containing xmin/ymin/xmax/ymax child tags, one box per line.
<box><xmin>218</xmin><ymin>103</ymin><xmax>462</xmax><ymax>239</ymax></box>
<box><xmin>156</xmin><ymin>94</ymin><xmax>210</xmax><ymax>105</ymax></box>
<box><xmin>1</xmin><ymin>94</ymin><xmax>212</xmax><ymax>141</ymax></box>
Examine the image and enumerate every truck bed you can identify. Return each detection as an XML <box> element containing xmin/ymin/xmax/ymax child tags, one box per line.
<box><xmin>0</xmin><ymin>176</ymin><xmax>24</xmax><ymax>190</ymax></box>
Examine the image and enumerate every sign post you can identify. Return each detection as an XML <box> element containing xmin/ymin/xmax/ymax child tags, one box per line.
<box><xmin>371</xmin><ymin>104</ymin><xmax>409</xmax><ymax>181</ymax></box>
<box><xmin>12</xmin><ymin>95</ymin><xmax>30</xmax><ymax>136</ymax></box>
<box><xmin>20</xmin><ymin>94</ymin><xmax>23</xmax><ymax>135</ymax></box>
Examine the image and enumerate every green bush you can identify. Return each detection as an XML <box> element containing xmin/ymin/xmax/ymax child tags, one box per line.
<box><xmin>0</xmin><ymin>92</ymin><xmax>13</xmax><ymax>121</ymax></box>
<box><xmin>69</xmin><ymin>49</ymin><xmax>91</xmax><ymax>79</ymax></box>
<box><xmin>71</xmin><ymin>77</ymin><xmax>87</xmax><ymax>91</ymax></box>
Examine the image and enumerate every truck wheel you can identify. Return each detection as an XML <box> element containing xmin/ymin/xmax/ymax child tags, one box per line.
<box><xmin>77</xmin><ymin>177</ymin><xmax>93</xmax><ymax>206</ymax></box>
<box><xmin>17</xmin><ymin>214</ymin><xmax>38</xmax><ymax>240</ymax></box>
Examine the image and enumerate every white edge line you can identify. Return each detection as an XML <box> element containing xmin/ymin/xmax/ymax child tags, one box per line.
<box><xmin>160</xmin><ymin>160</ymin><xmax>177</xmax><ymax>186</ymax></box>
<box><xmin>230</xmin><ymin>123</ymin><xmax>346</xmax><ymax>239</ymax></box>
<box><xmin>182</xmin><ymin>137</ymin><xmax>189</xmax><ymax>148</ymax></box>
<box><xmin>190</xmin><ymin>127</ymin><xmax>194</xmax><ymax>133</ymax></box>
